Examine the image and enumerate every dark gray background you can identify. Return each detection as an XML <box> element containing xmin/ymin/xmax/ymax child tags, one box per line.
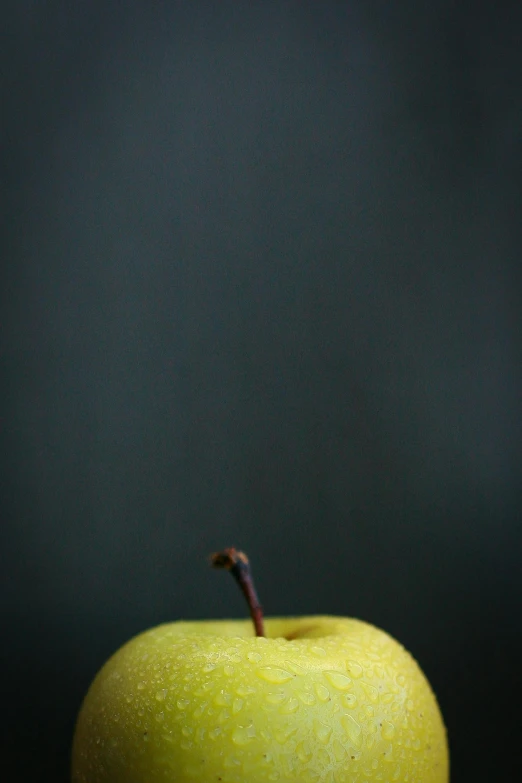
<box><xmin>2</xmin><ymin>2</ymin><xmax>521</xmax><ymax>782</ymax></box>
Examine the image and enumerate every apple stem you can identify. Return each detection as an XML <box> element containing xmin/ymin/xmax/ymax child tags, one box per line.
<box><xmin>211</xmin><ymin>548</ymin><xmax>265</xmax><ymax>637</ymax></box>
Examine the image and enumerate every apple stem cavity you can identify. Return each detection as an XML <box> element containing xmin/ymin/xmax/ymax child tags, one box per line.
<box><xmin>211</xmin><ymin>548</ymin><xmax>265</xmax><ymax>637</ymax></box>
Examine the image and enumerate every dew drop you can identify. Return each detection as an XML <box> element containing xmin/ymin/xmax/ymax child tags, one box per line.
<box><xmin>231</xmin><ymin>724</ymin><xmax>255</xmax><ymax>745</ymax></box>
<box><xmin>266</xmin><ymin>691</ymin><xmax>287</xmax><ymax>705</ymax></box>
<box><xmin>177</xmin><ymin>698</ymin><xmax>190</xmax><ymax>710</ymax></box>
<box><xmin>181</xmin><ymin>726</ymin><xmax>193</xmax><ymax>737</ymax></box>
<box><xmin>342</xmin><ymin>693</ymin><xmax>357</xmax><ymax>708</ymax></box>
<box><xmin>314</xmin><ymin>683</ymin><xmax>331</xmax><ymax>702</ymax></box>
<box><xmin>311</xmin><ymin>646</ymin><xmax>327</xmax><ymax>657</ymax></box>
<box><xmin>295</xmin><ymin>741</ymin><xmax>313</xmax><ymax>762</ymax></box>
<box><xmin>223</xmin><ymin>755</ymin><xmax>241</xmax><ymax>769</ymax></box>
<box><xmin>332</xmin><ymin>738</ymin><xmax>346</xmax><ymax>762</ymax></box>
<box><xmin>324</xmin><ymin>671</ymin><xmax>353</xmax><ymax>691</ymax></box>
<box><xmin>274</xmin><ymin>725</ymin><xmax>298</xmax><ymax>744</ymax></box>
<box><xmin>297</xmin><ymin>690</ymin><xmax>316</xmax><ymax>706</ymax></box>
<box><xmin>232</xmin><ymin>697</ymin><xmax>244</xmax><ymax>714</ymax></box>
<box><xmin>192</xmin><ymin>703</ymin><xmax>207</xmax><ymax>719</ymax></box>
<box><xmin>382</xmin><ymin>720</ymin><xmax>396</xmax><ymax>740</ymax></box>
<box><xmin>397</xmin><ymin>674</ymin><xmax>406</xmax><ymax>686</ymax></box>
<box><xmin>346</xmin><ymin>661</ymin><xmax>363</xmax><ymax>678</ymax></box>
<box><xmin>284</xmin><ymin>660</ymin><xmax>307</xmax><ymax>675</ymax></box>
<box><xmin>302</xmin><ymin>769</ymin><xmax>321</xmax><ymax>782</ymax></box>
<box><xmin>247</xmin><ymin>651</ymin><xmax>262</xmax><ymax>663</ymax></box>
<box><xmin>209</xmin><ymin>727</ymin><xmax>222</xmax><ymax>740</ymax></box>
<box><xmin>382</xmin><ymin>742</ymin><xmax>394</xmax><ymax>761</ymax></box>
<box><xmin>256</xmin><ymin>666</ymin><xmax>293</xmax><ymax>684</ymax></box>
<box><xmin>341</xmin><ymin>714</ymin><xmax>362</xmax><ymax>747</ymax></box>
<box><xmin>202</xmin><ymin>664</ymin><xmax>216</xmax><ymax>673</ymax></box>
<box><xmin>280</xmin><ymin>697</ymin><xmax>299</xmax><ymax>714</ymax></box>
<box><xmin>223</xmin><ymin>665</ymin><xmax>235</xmax><ymax>676</ymax></box>
<box><xmin>214</xmin><ymin>690</ymin><xmax>232</xmax><ymax>707</ymax></box>
<box><xmin>137</xmin><ymin>682</ymin><xmax>145</xmax><ymax>691</ymax></box>
<box><xmin>155</xmin><ymin>689</ymin><xmax>168</xmax><ymax>702</ymax></box>
<box><xmin>361</xmin><ymin>682</ymin><xmax>378</xmax><ymax>702</ymax></box>
<box><xmin>217</xmin><ymin>709</ymin><xmax>231</xmax><ymax>724</ymax></box>
<box><xmin>155</xmin><ymin>711</ymin><xmax>165</xmax><ymax>723</ymax></box>
<box><xmin>317</xmin><ymin>747</ymin><xmax>331</xmax><ymax>766</ymax></box>
<box><xmin>236</xmin><ymin>684</ymin><xmax>256</xmax><ymax>697</ymax></box>
<box><xmin>268</xmin><ymin>773</ymin><xmax>280</xmax><ymax>781</ymax></box>
<box><xmin>406</xmin><ymin>699</ymin><xmax>414</xmax><ymax>711</ymax></box>
<box><xmin>314</xmin><ymin>719</ymin><xmax>332</xmax><ymax>745</ymax></box>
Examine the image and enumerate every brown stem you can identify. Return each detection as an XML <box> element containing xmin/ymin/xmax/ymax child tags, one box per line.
<box><xmin>211</xmin><ymin>548</ymin><xmax>265</xmax><ymax>637</ymax></box>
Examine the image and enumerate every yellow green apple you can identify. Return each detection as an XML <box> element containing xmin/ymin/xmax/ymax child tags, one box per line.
<box><xmin>71</xmin><ymin>615</ymin><xmax>448</xmax><ymax>782</ymax></box>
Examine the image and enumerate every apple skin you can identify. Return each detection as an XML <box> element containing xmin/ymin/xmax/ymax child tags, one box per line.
<box><xmin>72</xmin><ymin>616</ymin><xmax>448</xmax><ymax>783</ymax></box>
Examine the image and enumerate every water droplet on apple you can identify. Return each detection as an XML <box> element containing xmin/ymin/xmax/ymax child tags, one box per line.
<box><xmin>397</xmin><ymin>674</ymin><xmax>406</xmax><ymax>686</ymax></box>
<box><xmin>202</xmin><ymin>663</ymin><xmax>216</xmax><ymax>673</ymax></box>
<box><xmin>296</xmin><ymin>690</ymin><xmax>316</xmax><ymax>705</ymax></box>
<box><xmin>137</xmin><ymin>681</ymin><xmax>145</xmax><ymax>691</ymax></box>
<box><xmin>209</xmin><ymin>727</ymin><xmax>222</xmax><ymax>740</ymax></box>
<box><xmin>217</xmin><ymin>709</ymin><xmax>230</xmax><ymax>724</ymax></box>
<box><xmin>302</xmin><ymin>769</ymin><xmax>320</xmax><ymax>782</ymax></box>
<box><xmin>235</xmin><ymin>684</ymin><xmax>256</xmax><ymax>697</ymax></box>
<box><xmin>214</xmin><ymin>690</ymin><xmax>232</xmax><ymax>707</ymax></box>
<box><xmin>223</xmin><ymin>664</ymin><xmax>235</xmax><ymax>676</ymax></box>
<box><xmin>311</xmin><ymin>646</ymin><xmax>327</xmax><ymax>657</ymax></box>
<box><xmin>313</xmin><ymin>719</ymin><xmax>332</xmax><ymax>744</ymax></box>
<box><xmin>295</xmin><ymin>741</ymin><xmax>313</xmax><ymax>762</ymax></box>
<box><xmin>342</xmin><ymin>693</ymin><xmax>357</xmax><ymax>708</ymax></box>
<box><xmin>265</xmin><ymin>691</ymin><xmax>287</xmax><ymax>705</ymax></box>
<box><xmin>155</xmin><ymin>689</ymin><xmax>168</xmax><ymax>702</ymax></box>
<box><xmin>247</xmin><ymin>651</ymin><xmax>262</xmax><ymax>663</ymax></box>
<box><xmin>332</xmin><ymin>738</ymin><xmax>346</xmax><ymax>762</ymax></box>
<box><xmin>361</xmin><ymin>682</ymin><xmax>378</xmax><ymax>702</ymax></box>
<box><xmin>341</xmin><ymin>714</ymin><xmax>362</xmax><ymax>747</ymax></box>
<box><xmin>232</xmin><ymin>697</ymin><xmax>243</xmax><ymax>714</ymax></box>
<box><xmin>317</xmin><ymin>747</ymin><xmax>331</xmax><ymax>767</ymax></box>
<box><xmin>155</xmin><ymin>711</ymin><xmax>165</xmax><ymax>722</ymax></box>
<box><xmin>177</xmin><ymin>698</ymin><xmax>190</xmax><ymax>710</ymax></box>
<box><xmin>231</xmin><ymin>724</ymin><xmax>255</xmax><ymax>745</ymax></box>
<box><xmin>279</xmin><ymin>697</ymin><xmax>299</xmax><ymax>714</ymax></box>
<box><xmin>324</xmin><ymin>671</ymin><xmax>353</xmax><ymax>691</ymax></box>
<box><xmin>314</xmin><ymin>683</ymin><xmax>331</xmax><ymax>702</ymax></box>
<box><xmin>181</xmin><ymin>726</ymin><xmax>193</xmax><ymax>737</ymax></box>
<box><xmin>274</xmin><ymin>725</ymin><xmax>298</xmax><ymax>744</ymax></box>
<box><xmin>192</xmin><ymin>703</ymin><xmax>206</xmax><ymax>719</ymax></box>
<box><xmin>256</xmin><ymin>666</ymin><xmax>293</xmax><ymax>684</ymax></box>
<box><xmin>346</xmin><ymin>661</ymin><xmax>363</xmax><ymax>678</ymax></box>
<box><xmin>268</xmin><ymin>773</ymin><xmax>280</xmax><ymax>781</ymax></box>
<box><xmin>382</xmin><ymin>720</ymin><xmax>395</xmax><ymax>740</ymax></box>
<box><xmin>406</xmin><ymin>699</ymin><xmax>414</xmax><ymax>711</ymax></box>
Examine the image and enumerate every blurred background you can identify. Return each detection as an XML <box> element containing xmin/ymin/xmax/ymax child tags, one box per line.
<box><xmin>2</xmin><ymin>2</ymin><xmax>521</xmax><ymax>781</ymax></box>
